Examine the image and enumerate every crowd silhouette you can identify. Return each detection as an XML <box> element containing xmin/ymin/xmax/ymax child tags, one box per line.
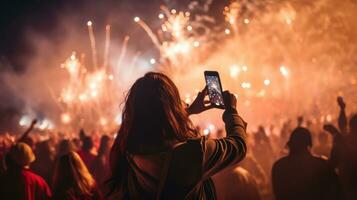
<box><xmin>0</xmin><ymin>72</ymin><xmax>356</xmax><ymax>200</ymax></box>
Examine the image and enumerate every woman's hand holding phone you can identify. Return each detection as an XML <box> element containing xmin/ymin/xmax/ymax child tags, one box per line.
<box><xmin>222</xmin><ymin>91</ymin><xmax>237</xmax><ymax>111</ymax></box>
<box><xmin>186</xmin><ymin>87</ymin><xmax>214</xmax><ymax>115</ymax></box>
<box><xmin>186</xmin><ymin>88</ymin><xmax>237</xmax><ymax>115</ymax></box>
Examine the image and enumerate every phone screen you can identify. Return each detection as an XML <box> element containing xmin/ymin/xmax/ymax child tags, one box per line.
<box><xmin>205</xmin><ymin>72</ymin><xmax>224</xmax><ymax>108</ymax></box>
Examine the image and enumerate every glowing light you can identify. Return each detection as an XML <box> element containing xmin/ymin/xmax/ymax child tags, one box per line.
<box><xmin>108</xmin><ymin>74</ymin><xmax>114</xmax><ymax>80</ymax></box>
<box><xmin>79</xmin><ymin>93</ymin><xmax>88</xmax><ymax>102</ymax></box>
<box><xmin>37</xmin><ymin>119</ymin><xmax>54</xmax><ymax>130</ymax></box>
<box><xmin>19</xmin><ymin>116</ymin><xmax>31</xmax><ymax>126</ymax></box>
<box><xmin>225</xmin><ymin>29</ymin><xmax>231</xmax><ymax>35</ymax></box>
<box><xmin>280</xmin><ymin>65</ymin><xmax>289</xmax><ymax>77</ymax></box>
<box><xmin>229</xmin><ymin>18</ymin><xmax>235</xmax><ymax>24</ymax></box>
<box><xmin>203</xmin><ymin>129</ymin><xmax>210</xmax><ymax>136</ymax></box>
<box><xmin>326</xmin><ymin>114</ymin><xmax>332</xmax><ymax>122</ymax></box>
<box><xmin>264</xmin><ymin>79</ymin><xmax>271</xmax><ymax>86</ymax></box>
<box><xmin>87</xmin><ymin>21</ymin><xmax>92</xmax><ymax>26</ymax></box>
<box><xmin>184</xmin><ymin>12</ymin><xmax>190</xmax><ymax>17</ymax></box>
<box><xmin>158</xmin><ymin>13</ymin><xmax>164</xmax><ymax>19</ymax></box>
<box><xmin>187</xmin><ymin>25</ymin><xmax>192</xmax><ymax>31</ymax></box>
<box><xmin>242</xmin><ymin>65</ymin><xmax>248</xmax><ymax>72</ymax></box>
<box><xmin>193</xmin><ymin>41</ymin><xmax>200</xmax><ymax>47</ymax></box>
<box><xmin>185</xmin><ymin>97</ymin><xmax>191</xmax><ymax>104</ymax></box>
<box><xmin>99</xmin><ymin>117</ymin><xmax>107</xmax><ymax>126</ymax></box>
<box><xmin>171</xmin><ymin>9</ymin><xmax>177</xmax><ymax>14</ymax></box>
<box><xmin>161</xmin><ymin>25</ymin><xmax>168</xmax><ymax>32</ymax></box>
<box><xmin>134</xmin><ymin>17</ymin><xmax>140</xmax><ymax>22</ymax></box>
<box><xmin>61</xmin><ymin>113</ymin><xmax>71</xmax><ymax>124</ymax></box>
<box><xmin>62</xmin><ymin>90</ymin><xmax>74</xmax><ymax>102</ymax></box>
<box><xmin>230</xmin><ymin>65</ymin><xmax>240</xmax><ymax>78</ymax></box>
<box><xmin>241</xmin><ymin>82</ymin><xmax>251</xmax><ymax>89</ymax></box>
<box><xmin>90</xmin><ymin>90</ymin><xmax>98</xmax><ymax>97</ymax></box>
<box><xmin>149</xmin><ymin>58</ymin><xmax>156</xmax><ymax>64</ymax></box>
<box><xmin>208</xmin><ymin>124</ymin><xmax>215</xmax><ymax>131</ymax></box>
<box><xmin>244</xmin><ymin>18</ymin><xmax>250</xmax><ymax>24</ymax></box>
<box><xmin>115</xmin><ymin>114</ymin><xmax>122</xmax><ymax>125</ymax></box>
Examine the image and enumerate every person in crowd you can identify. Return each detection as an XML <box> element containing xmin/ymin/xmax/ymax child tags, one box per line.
<box><xmin>72</xmin><ymin>138</ymin><xmax>82</xmax><ymax>152</ymax></box>
<box><xmin>313</xmin><ymin>131</ymin><xmax>330</xmax><ymax>158</ymax></box>
<box><xmin>78</xmin><ymin>136</ymin><xmax>96</xmax><ymax>171</ymax></box>
<box><xmin>324</xmin><ymin>96</ymin><xmax>357</xmax><ymax>200</ymax></box>
<box><xmin>31</xmin><ymin>140</ymin><xmax>54</xmax><ymax>185</ymax></box>
<box><xmin>212</xmin><ymin>166</ymin><xmax>261</xmax><ymax>200</ymax></box>
<box><xmin>91</xmin><ymin>135</ymin><xmax>112</xmax><ymax>186</ymax></box>
<box><xmin>272</xmin><ymin>127</ymin><xmax>340</xmax><ymax>200</ymax></box>
<box><xmin>252</xmin><ymin>126</ymin><xmax>276</xmax><ymax>176</ymax></box>
<box><xmin>56</xmin><ymin>139</ymin><xmax>75</xmax><ymax>157</ymax></box>
<box><xmin>0</xmin><ymin>142</ymin><xmax>52</xmax><ymax>200</ymax></box>
<box><xmin>107</xmin><ymin>72</ymin><xmax>247</xmax><ymax>199</ymax></box>
<box><xmin>52</xmin><ymin>151</ymin><xmax>102</xmax><ymax>200</ymax></box>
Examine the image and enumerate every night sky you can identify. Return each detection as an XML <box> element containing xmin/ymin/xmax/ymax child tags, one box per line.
<box><xmin>0</xmin><ymin>0</ymin><xmax>228</xmax><ymax>132</ymax></box>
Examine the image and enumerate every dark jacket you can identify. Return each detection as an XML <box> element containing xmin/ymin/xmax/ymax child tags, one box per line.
<box><xmin>110</xmin><ymin>109</ymin><xmax>247</xmax><ymax>199</ymax></box>
<box><xmin>272</xmin><ymin>151</ymin><xmax>340</xmax><ymax>200</ymax></box>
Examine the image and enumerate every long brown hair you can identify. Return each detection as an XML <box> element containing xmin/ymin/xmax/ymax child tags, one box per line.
<box><xmin>108</xmin><ymin>72</ymin><xmax>197</xmax><ymax>193</ymax></box>
<box><xmin>53</xmin><ymin>151</ymin><xmax>96</xmax><ymax>197</ymax></box>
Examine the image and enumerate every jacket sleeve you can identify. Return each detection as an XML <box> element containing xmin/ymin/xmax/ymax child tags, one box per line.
<box><xmin>201</xmin><ymin>109</ymin><xmax>247</xmax><ymax>179</ymax></box>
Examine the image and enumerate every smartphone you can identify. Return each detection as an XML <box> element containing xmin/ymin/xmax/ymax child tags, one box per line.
<box><xmin>204</xmin><ymin>71</ymin><xmax>225</xmax><ymax>109</ymax></box>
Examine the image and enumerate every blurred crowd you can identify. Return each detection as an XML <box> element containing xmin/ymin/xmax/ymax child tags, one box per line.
<box><xmin>0</xmin><ymin>96</ymin><xmax>356</xmax><ymax>200</ymax></box>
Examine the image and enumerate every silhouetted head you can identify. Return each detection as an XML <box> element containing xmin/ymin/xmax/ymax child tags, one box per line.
<box><xmin>82</xmin><ymin>136</ymin><xmax>94</xmax><ymax>152</ymax></box>
<box><xmin>98</xmin><ymin>135</ymin><xmax>112</xmax><ymax>156</ymax></box>
<box><xmin>112</xmin><ymin>72</ymin><xmax>196</xmax><ymax>155</ymax></box>
<box><xmin>57</xmin><ymin>139</ymin><xmax>75</xmax><ymax>157</ymax></box>
<box><xmin>79</xmin><ymin>129</ymin><xmax>86</xmax><ymax>140</ymax></box>
<box><xmin>35</xmin><ymin>140</ymin><xmax>53</xmax><ymax>161</ymax></box>
<box><xmin>350</xmin><ymin>114</ymin><xmax>357</xmax><ymax>134</ymax></box>
<box><xmin>72</xmin><ymin>138</ymin><xmax>81</xmax><ymax>151</ymax></box>
<box><xmin>7</xmin><ymin>142</ymin><xmax>35</xmax><ymax>169</ymax></box>
<box><xmin>53</xmin><ymin>151</ymin><xmax>96</xmax><ymax>196</ymax></box>
<box><xmin>287</xmin><ymin>127</ymin><xmax>312</xmax><ymax>153</ymax></box>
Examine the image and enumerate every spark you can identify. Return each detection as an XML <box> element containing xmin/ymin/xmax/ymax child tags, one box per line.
<box><xmin>203</xmin><ymin>129</ymin><xmax>210</xmax><ymax>136</ymax></box>
<box><xmin>208</xmin><ymin>124</ymin><xmax>215</xmax><ymax>131</ymax></box>
<box><xmin>241</xmin><ymin>82</ymin><xmax>251</xmax><ymax>89</ymax></box>
<box><xmin>19</xmin><ymin>116</ymin><xmax>31</xmax><ymax>126</ymax></box>
<box><xmin>150</xmin><ymin>58</ymin><xmax>156</xmax><ymax>64</ymax></box>
<box><xmin>225</xmin><ymin>29</ymin><xmax>231</xmax><ymax>35</ymax></box>
<box><xmin>158</xmin><ymin>13</ymin><xmax>164</xmax><ymax>19</ymax></box>
<box><xmin>230</xmin><ymin>65</ymin><xmax>240</xmax><ymax>78</ymax></box>
<box><xmin>134</xmin><ymin>16</ymin><xmax>140</xmax><ymax>22</ymax></box>
<box><xmin>264</xmin><ymin>79</ymin><xmax>271</xmax><ymax>86</ymax></box>
<box><xmin>280</xmin><ymin>65</ymin><xmax>289</xmax><ymax>77</ymax></box>
<box><xmin>99</xmin><ymin>117</ymin><xmax>108</xmax><ymax>126</ymax></box>
<box><xmin>103</xmin><ymin>25</ymin><xmax>111</xmax><ymax>68</ymax></box>
<box><xmin>193</xmin><ymin>41</ymin><xmax>200</xmax><ymax>47</ymax></box>
<box><xmin>61</xmin><ymin>113</ymin><xmax>71</xmax><ymax>124</ymax></box>
<box><xmin>87</xmin><ymin>21</ymin><xmax>98</xmax><ymax>68</ymax></box>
